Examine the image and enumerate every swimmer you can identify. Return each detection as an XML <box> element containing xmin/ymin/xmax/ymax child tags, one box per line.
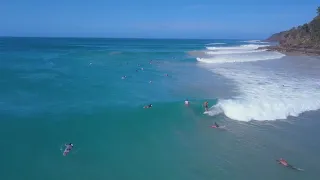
<box><xmin>121</xmin><ymin>76</ymin><xmax>127</xmax><ymax>79</ymax></box>
<box><xmin>203</xmin><ymin>101</ymin><xmax>209</xmax><ymax>111</ymax></box>
<box><xmin>184</xmin><ymin>99</ymin><xmax>189</xmax><ymax>106</ymax></box>
<box><xmin>143</xmin><ymin>104</ymin><xmax>153</xmax><ymax>108</ymax></box>
<box><xmin>149</xmin><ymin>81</ymin><xmax>152</xmax><ymax>84</ymax></box>
<box><xmin>63</xmin><ymin>143</ymin><xmax>73</xmax><ymax>156</ymax></box>
<box><xmin>164</xmin><ymin>73</ymin><xmax>168</xmax><ymax>77</ymax></box>
<box><xmin>276</xmin><ymin>158</ymin><xmax>303</xmax><ymax>171</ymax></box>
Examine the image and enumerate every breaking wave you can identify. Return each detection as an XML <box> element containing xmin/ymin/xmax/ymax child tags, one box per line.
<box><xmin>196</xmin><ymin>42</ymin><xmax>320</xmax><ymax>121</ymax></box>
<box><xmin>204</xmin><ymin>67</ymin><xmax>320</xmax><ymax>121</ymax></box>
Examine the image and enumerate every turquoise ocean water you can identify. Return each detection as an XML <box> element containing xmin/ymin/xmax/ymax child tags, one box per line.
<box><xmin>1</xmin><ymin>37</ymin><xmax>320</xmax><ymax>180</ymax></box>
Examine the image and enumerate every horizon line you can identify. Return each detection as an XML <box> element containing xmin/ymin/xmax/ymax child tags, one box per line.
<box><xmin>0</xmin><ymin>36</ymin><xmax>262</xmax><ymax>41</ymax></box>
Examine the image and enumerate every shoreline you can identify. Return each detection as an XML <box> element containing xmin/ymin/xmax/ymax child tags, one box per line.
<box><xmin>258</xmin><ymin>46</ymin><xmax>320</xmax><ymax>56</ymax></box>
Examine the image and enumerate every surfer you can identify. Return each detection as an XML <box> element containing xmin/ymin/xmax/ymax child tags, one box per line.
<box><xmin>144</xmin><ymin>104</ymin><xmax>152</xmax><ymax>108</ymax></box>
<box><xmin>276</xmin><ymin>158</ymin><xmax>303</xmax><ymax>171</ymax></box>
<box><xmin>185</xmin><ymin>99</ymin><xmax>189</xmax><ymax>106</ymax></box>
<box><xmin>203</xmin><ymin>101</ymin><xmax>209</xmax><ymax>111</ymax></box>
<box><xmin>63</xmin><ymin>143</ymin><xmax>73</xmax><ymax>156</ymax></box>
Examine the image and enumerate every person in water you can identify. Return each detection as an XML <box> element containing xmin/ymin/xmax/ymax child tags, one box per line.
<box><xmin>63</xmin><ymin>143</ymin><xmax>73</xmax><ymax>156</ymax></box>
<box><xmin>144</xmin><ymin>104</ymin><xmax>152</xmax><ymax>108</ymax></box>
<box><xmin>277</xmin><ymin>158</ymin><xmax>302</xmax><ymax>171</ymax></box>
<box><xmin>184</xmin><ymin>99</ymin><xmax>189</xmax><ymax>106</ymax></box>
<box><xmin>214</xmin><ymin>122</ymin><xmax>219</xmax><ymax>128</ymax></box>
<box><xmin>203</xmin><ymin>101</ymin><xmax>209</xmax><ymax>111</ymax></box>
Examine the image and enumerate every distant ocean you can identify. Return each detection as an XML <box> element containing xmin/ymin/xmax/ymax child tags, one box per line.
<box><xmin>1</xmin><ymin>37</ymin><xmax>320</xmax><ymax>180</ymax></box>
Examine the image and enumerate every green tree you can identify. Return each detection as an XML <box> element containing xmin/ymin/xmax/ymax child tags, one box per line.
<box><xmin>317</xmin><ymin>6</ymin><xmax>320</xmax><ymax>16</ymax></box>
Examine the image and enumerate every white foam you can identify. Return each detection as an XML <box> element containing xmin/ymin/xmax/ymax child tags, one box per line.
<box><xmin>201</xmin><ymin>65</ymin><xmax>320</xmax><ymax>121</ymax></box>
<box><xmin>206</xmin><ymin>44</ymin><xmax>269</xmax><ymax>51</ymax></box>
<box><xmin>200</xmin><ymin>43</ymin><xmax>284</xmax><ymax>64</ymax></box>
<box><xmin>197</xmin><ymin>51</ymin><xmax>285</xmax><ymax>64</ymax></box>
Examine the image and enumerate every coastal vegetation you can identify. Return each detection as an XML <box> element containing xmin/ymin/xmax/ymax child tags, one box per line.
<box><xmin>265</xmin><ymin>6</ymin><xmax>320</xmax><ymax>54</ymax></box>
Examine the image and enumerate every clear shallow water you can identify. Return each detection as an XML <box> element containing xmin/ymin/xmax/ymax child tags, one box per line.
<box><xmin>1</xmin><ymin>37</ymin><xmax>320</xmax><ymax>180</ymax></box>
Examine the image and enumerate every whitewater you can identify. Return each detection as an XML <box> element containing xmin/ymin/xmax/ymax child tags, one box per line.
<box><xmin>196</xmin><ymin>42</ymin><xmax>320</xmax><ymax>121</ymax></box>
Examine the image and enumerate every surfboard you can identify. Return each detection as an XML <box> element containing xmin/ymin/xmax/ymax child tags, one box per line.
<box><xmin>211</xmin><ymin>125</ymin><xmax>226</xmax><ymax>129</ymax></box>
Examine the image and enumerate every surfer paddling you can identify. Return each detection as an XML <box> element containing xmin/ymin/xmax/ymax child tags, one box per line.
<box><xmin>63</xmin><ymin>143</ymin><xmax>74</xmax><ymax>156</ymax></box>
<box><xmin>144</xmin><ymin>104</ymin><xmax>152</xmax><ymax>109</ymax></box>
<box><xmin>276</xmin><ymin>158</ymin><xmax>303</xmax><ymax>171</ymax></box>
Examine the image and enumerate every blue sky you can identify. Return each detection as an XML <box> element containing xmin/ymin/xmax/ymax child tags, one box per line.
<box><xmin>1</xmin><ymin>0</ymin><xmax>319</xmax><ymax>39</ymax></box>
